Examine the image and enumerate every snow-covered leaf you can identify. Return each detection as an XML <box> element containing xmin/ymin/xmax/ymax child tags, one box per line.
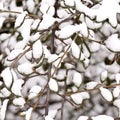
<box><xmin>72</xmin><ymin>71</ymin><xmax>82</xmax><ymax>87</ymax></box>
<box><xmin>115</xmin><ymin>73</ymin><xmax>120</xmax><ymax>84</ymax></box>
<box><xmin>85</xmin><ymin>81</ymin><xmax>99</xmax><ymax>90</ymax></box>
<box><xmin>32</xmin><ymin>40</ymin><xmax>43</xmax><ymax>62</ymax></box>
<box><xmin>49</xmin><ymin>78</ymin><xmax>58</xmax><ymax>92</ymax></box>
<box><xmin>48</xmin><ymin>109</ymin><xmax>57</xmax><ymax>119</ymax></box>
<box><xmin>28</xmin><ymin>85</ymin><xmax>42</xmax><ymax>100</ymax></box>
<box><xmin>113</xmin><ymin>86</ymin><xmax>120</xmax><ymax>98</ymax></box>
<box><xmin>13</xmin><ymin>97</ymin><xmax>25</xmax><ymax>106</ymax></box>
<box><xmin>105</xmin><ymin>34</ymin><xmax>120</xmax><ymax>52</ymax></box>
<box><xmin>71</xmin><ymin>41</ymin><xmax>80</xmax><ymax>59</ymax></box>
<box><xmin>71</xmin><ymin>92</ymin><xmax>90</xmax><ymax>104</ymax></box>
<box><xmin>45</xmin><ymin>115</ymin><xmax>54</xmax><ymax>120</ymax></box>
<box><xmin>113</xmin><ymin>99</ymin><xmax>120</xmax><ymax>109</ymax></box>
<box><xmin>0</xmin><ymin>99</ymin><xmax>9</xmax><ymax>120</ymax></box>
<box><xmin>92</xmin><ymin>115</ymin><xmax>114</xmax><ymax>120</ymax></box>
<box><xmin>64</xmin><ymin>0</ymin><xmax>75</xmax><ymax>7</ymax></box>
<box><xmin>1</xmin><ymin>67</ymin><xmax>13</xmax><ymax>88</ymax></box>
<box><xmin>100</xmin><ymin>70</ymin><xmax>108</xmax><ymax>82</ymax></box>
<box><xmin>17</xmin><ymin>62</ymin><xmax>34</xmax><ymax>75</ymax></box>
<box><xmin>15</xmin><ymin>11</ymin><xmax>27</xmax><ymax>28</ymax></box>
<box><xmin>100</xmin><ymin>87</ymin><xmax>113</xmax><ymax>102</ymax></box>
<box><xmin>0</xmin><ymin>88</ymin><xmax>11</xmax><ymax>98</ymax></box>
<box><xmin>7</xmin><ymin>49</ymin><xmax>24</xmax><ymax>61</ymax></box>
<box><xmin>48</xmin><ymin>54</ymin><xmax>59</xmax><ymax>63</ymax></box>
<box><xmin>25</xmin><ymin>107</ymin><xmax>33</xmax><ymax>120</ymax></box>
<box><xmin>78</xmin><ymin>116</ymin><xmax>88</xmax><ymax>120</ymax></box>
<box><xmin>11</xmin><ymin>79</ymin><xmax>24</xmax><ymax>96</ymax></box>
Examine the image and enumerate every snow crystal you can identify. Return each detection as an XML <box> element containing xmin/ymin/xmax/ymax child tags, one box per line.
<box><xmin>32</xmin><ymin>40</ymin><xmax>43</xmax><ymax>61</ymax></box>
<box><xmin>13</xmin><ymin>97</ymin><xmax>25</xmax><ymax>106</ymax></box>
<box><xmin>92</xmin><ymin>115</ymin><xmax>114</xmax><ymax>120</ymax></box>
<box><xmin>105</xmin><ymin>34</ymin><xmax>120</xmax><ymax>52</ymax></box>
<box><xmin>78</xmin><ymin>116</ymin><xmax>88</xmax><ymax>120</ymax></box>
<box><xmin>100</xmin><ymin>70</ymin><xmax>108</xmax><ymax>82</ymax></box>
<box><xmin>28</xmin><ymin>85</ymin><xmax>42</xmax><ymax>100</ymax></box>
<box><xmin>72</xmin><ymin>71</ymin><xmax>82</xmax><ymax>87</ymax></box>
<box><xmin>85</xmin><ymin>82</ymin><xmax>98</xmax><ymax>90</ymax></box>
<box><xmin>49</xmin><ymin>78</ymin><xmax>58</xmax><ymax>92</ymax></box>
<box><xmin>71</xmin><ymin>92</ymin><xmax>90</xmax><ymax>104</ymax></box>
<box><xmin>11</xmin><ymin>79</ymin><xmax>24</xmax><ymax>96</ymax></box>
<box><xmin>1</xmin><ymin>67</ymin><xmax>13</xmax><ymax>88</ymax></box>
<box><xmin>7</xmin><ymin>49</ymin><xmax>24</xmax><ymax>61</ymax></box>
<box><xmin>15</xmin><ymin>11</ymin><xmax>27</xmax><ymax>28</ymax></box>
<box><xmin>100</xmin><ymin>87</ymin><xmax>113</xmax><ymax>102</ymax></box>
<box><xmin>17</xmin><ymin>62</ymin><xmax>34</xmax><ymax>75</ymax></box>
<box><xmin>71</xmin><ymin>41</ymin><xmax>80</xmax><ymax>59</ymax></box>
<box><xmin>0</xmin><ymin>99</ymin><xmax>9</xmax><ymax>120</ymax></box>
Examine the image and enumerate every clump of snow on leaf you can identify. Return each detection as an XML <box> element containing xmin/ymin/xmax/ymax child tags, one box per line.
<box><xmin>100</xmin><ymin>87</ymin><xmax>113</xmax><ymax>102</ymax></box>
<box><xmin>49</xmin><ymin>78</ymin><xmax>58</xmax><ymax>92</ymax></box>
<box><xmin>11</xmin><ymin>79</ymin><xmax>24</xmax><ymax>96</ymax></box>
<box><xmin>28</xmin><ymin>85</ymin><xmax>42</xmax><ymax>100</ymax></box>
<box><xmin>17</xmin><ymin>62</ymin><xmax>34</xmax><ymax>75</ymax></box>
<box><xmin>71</xmin><ymin>92</ymin><xmax>90</xmax><ymax>104</ymax></box>
<box><xmin>13</xmin><ymin>97</ymin><xmax>25</xmax><ymax>106</ymax></box>
<box><xmin>85</xmin><ymin>81</ymin><xmax>99</xmax><ymax>90</ymax></box>
<box><xmin>78</xmin><ymin>116</ymin><xmax>88</xmax><ymax>120</ymax></box>
<box><xmin>113</xmin><ymin>86</ymin><xmax>120</xmax><ymax>98</ymax></box>
<box><xmin>100</xmin><ymin>70</ymin><xmax>108</xmax><ymax>82</ymax></box>
<box><xmin>1</xmin><ymin>67</ymin><xmax>13</xmax><ymax>88</ymax></box>
<box><xmin>105</xmin><ymin>34</ymin><xmax>120</xmax><ymax>52</ymax></box>
<box><xmin>92</xmin><ymin>115</ymin><xmax>114</xmax><ymax>120</ymax></box>
<box><xmin>72</xmin><ymin>71</ymin><xmax>82</xmax><ymax>87</ymax></box>
<box><xmin>0</xmin><ymin>99</ymin><xmax>9</xmax><ymax>120</ymax></box>
<box><xmin>15</xmin><ymin>11</ymin><xmax>27</xmax><ymax>28</ymax></box>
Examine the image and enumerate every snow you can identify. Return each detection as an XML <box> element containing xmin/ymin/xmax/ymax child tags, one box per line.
<box><xmin>45</xmin><ymin>115</ymin><xmax>54</xmax><ymax>120</ymax></box>
<box><xmin>113</xmin><ymin>86</ymin><xmax>120</xmax><ymax>98</ymax></box>
<box><xmin>11</xmin><ymin>79</ymin><xmax>24</xmax><ymax>96</ymax></box>
<box><xmin>7</xmin><ymin>49</ymin><xmax>24</xmax><ymax>61</ymax></box>
<box><xmin>113</xmin><ymin>99</ymin><xmax>120</xmax><ymax>109</ymax></box>
<box><xmin>64</xmin><ymin>0</ymin><xmax>75</xmax><ymax>7</ymax></box>
<box><xmin>0</xmin><ymin>17</ymin><xmax>5</xmax><ymax>29</ymax></box>
<box><xmin>40</xmin><ymin>3</ymin><xmax>49</xmax><ymax>14</ymax></box>
<box><xmin>48</xmin><ymin>54</ymin><xmax>59</xmax><ymax>63</ymax></box>
<box><xmin>92</xmin><ymin>115</ymin><xmax>114</xmax><ymax>120</ymax></box>
<box><xmin>56</xmin><ymin>23</ymin><xmax>88</xmax><ymax>39</ymax></box>
<box><xmin>72</xmin><ymin>71</ymin><xmax>82</xmax><ymax>87</ymax></box>
<box><xmin>85</xmin><ymin>82</ymin><xmax>98</xmax><ymax>90</ymax></box>
<box><xmin>15</xmin><ymin>11</ymin><xmax>27</xmax><ymax>28</ymax></box>
<box><xmin>48</xmin><ymin>109</ymin><xmax>57</xmax><ymax>119</ymax></box>
<box><xmin>71</xmin><ymin>92</ymin><xmax>90</xmax><ymax>104</ymax></box>
<box><xmin>32</xmin><ymin>40</ymin><xmax>43</xmax><ymax>61</ymax></box>
<box><xmin>1</xmin><ymin>67</ymin><xmax>13</xmax><ymax>88</ymax></box>
<box><xmin>17</xmin><ymin>62</ymin><xmax>34</xmax><ymax>75</ymax></box>
<box><xmin>38</xmin><ymin>14</ymin><xmax>56</xmax><ymax>30</ymax></box>
<box><xmin>100</xmin><ymin>70</ymin><xmax>108</xmax><ymax>82</ymax></box>
<box><xmin>47</xmin><ymin>6</ymin><xmax>55</xmax><ymax>16</ymax></box>
<box><xmin>31</xmin><ymin>19</ymin><xmax>40</xmax><ymax>30</ymax></box>
<box><xmin>105</xmin><ymin>34</ymin><xmax>120</xmax><ymax>52</ymax></box>
<box><xmin>100</xmin><ymin>87</ymin><xmax>113</xmax><ymax>102</ymax></box>
<box><xmin>78</xmin><ymin>116</ymin><xmax>88</xmax><ymax>120</ymax></box>
<box><xmin>25</xmin><ymin>107</ymin><xmax>33</xmax><ymax>120</ymax></box>
<box><xmin>0</xmin><ymin>99</ymin><xmax>9</xmax><ymax>120</ymax></box>
<box><xmin>115</xmin><ymin>73</ymin><xmax>120</xmax><ymax>84</ymax></box>
<box><xmin>26</xmin><ymin>0</ymin><xmax>35</xmax><ymax>13</ymax></box>
<box><xmin>28</xmin><ymin>85</ymin><xmax>42</xmax><ymax>100</ymax></box>
<box><xmin>49</xmin><ymin>78</ymin><xmax>58</xmax><ymax>92</ymax></box>
<box><xmin>96</xmin><ymin>0</ymin><xmax>120</xmax><ymax>27</ymax></box>
<box><xmin>0</xmin><ymin>88</ymin><xmax>11</xmax><ymax>98</ymax></box>
<box><xmin>13</xmin><ymin>97</ymin><xmax>25</xmax><ymax>106</ymax></box>
<box><xmin>71</xmin><ymin>41</ymin><xmax>80</xmax><ymax>59</ymax></box>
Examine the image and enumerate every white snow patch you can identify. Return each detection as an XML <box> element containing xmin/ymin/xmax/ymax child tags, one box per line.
<box><xmin>49</xmin><ymin>78</ymin><xmax>58</xmax><ymax>92</ymax></box>
<box><xmin>1</xmin><ymin>67</ymin><xmax>13</xmax><ymax>88</ymax></box>
<box><xmin>113</xmin><ymin>86</ymin><xmax>120</xmax><ymax>98</ymax></box>
<box><xmin>28</xmin><ymin>85</ymin><xmax>42</xmax><ymax>100</ymax></box>
<box><xmin>71</xmin><ymin>92</ymin><xmax>90</xmax><ymax>104</ymax></box>
<box><xmin>26</xmin><ymin>107</ymin><xmax>33</xmax><ymax>120</ymax></box>
<box><xmin>105</xmin><ymin>34</ymin><xmax>120</xmax><ymax>52</ymax></box>
<box><xmin>100</xmin><ymin>87</ymin><xmax>113</xmax><ymax>102</ymax></box>
<box><xmin>71</xmin><ymin>41</ymin><xmax>80</xmax><ymax>59</ymax></box>
<box><xmin>114</xmin><ymin>99</ymin><xmax>120</xmax><ymax>109</ymax></box>
<box><xmin>11</xmin><ymin>79</ymin><xmax>24</xmax><ymax>96</ymax></box>
<box><xmin>78</xmin><ymin>116</ymin><xmax>88</xmax><ymax>120</ymax></box>
<box><xmin>85</xmin><ymin>82</ymin><xmax>98</xmax><ymax>90</ymax></box>
<box><xmin>0</xmin><ymin>88</ymin><xmax>11</xmax><ymax>98</ymax></box>
<box><xmin>92</xmin><ymin>115</ymin><xmax>114</xmax><ymax>120</ymax></box>
<box><xmin>72</xmin><ymin>71</ymin><xmax>82</xmax><ymax>87</ymax></box>
<box><xmin>0</xmin><ymin>99</ymin><xmax>9</xmax><ymax>120</ymax></box>
<box><xmin>100</xmin><ymin>70</ymin><xmax>108</xmax><ymax>82</ymax></box>
<box><xmin>13</xmin><ymin>97</ymin><xmax>25</xmax><ymax>106</ymax></box>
